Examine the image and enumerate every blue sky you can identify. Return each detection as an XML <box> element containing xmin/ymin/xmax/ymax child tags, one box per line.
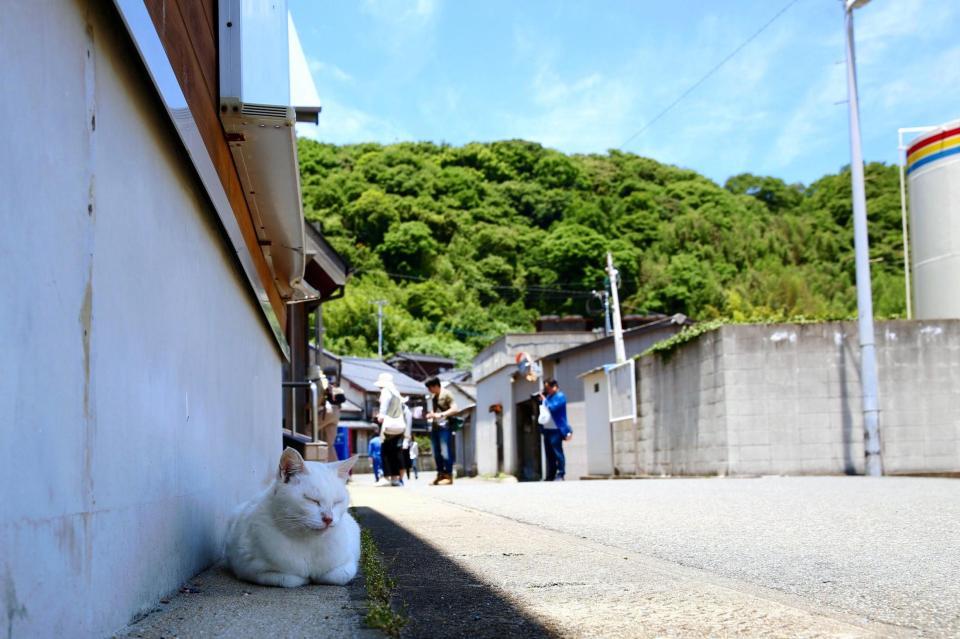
<box><xmin>290</xmin><ymin>0</ymin><xmax>959</xmax><ymax>186</ymax></box>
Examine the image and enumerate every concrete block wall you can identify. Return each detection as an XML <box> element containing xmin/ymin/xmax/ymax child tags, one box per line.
<box><xmin>632</xmin><ymin>329</ymin><xmax>728</xmax><ymax>476</ymax></box>
<box><xmin>719</xmin><ymin>323</ymin><xmax>866</xmax><ymax>475</ymax></box>
<box><xmin>631</xmin><ymin>320</ymin><xmax>960</xmax><ymax>476</ymax></box>
<box><xmin>877</xmin><ymin>321</ymin><xmax>960</xmax><ymax>473</ymax></box>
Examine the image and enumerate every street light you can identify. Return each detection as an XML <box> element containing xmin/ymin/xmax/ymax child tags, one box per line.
<box><xmin>843</xmin><ymin>0</ymin><xmax>882</xmax><ymax>476</ymax></box>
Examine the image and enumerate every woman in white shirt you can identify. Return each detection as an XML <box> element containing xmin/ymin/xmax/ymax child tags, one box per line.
<box><xmin>374</xmin><ymin>372</ymin><xmax>411</xmax><ymax>486</ymax></box>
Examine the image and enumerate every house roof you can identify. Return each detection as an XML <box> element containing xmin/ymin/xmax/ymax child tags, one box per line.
<box><xmin>446</xmin><ymin>380</ymin><xmax>476</xmax><ymax>404</ymax></box>
<box><xmin>337</xmin><ymin>398</ymin><xmax>363</xmax><ymax>413</ymax></box>
<box><xmin>438</xmin><ymin>369</ymin><xmax>472</xmax><ymax>383</ymax></box>
<box><xmin>387</xmin><ymin>352</ymin><xmax>457</xmax><ymax>366</ymax></box>
<box><xmin>542</xmin><ymin>314</ymin><xmax>692</xmax><ymax>362</ymax></box>
<box><xmin>304</xmin><ymin>222</ymin><xmax>348</xmax><ymax>301</ymax></box>
<box><xmin>340</xmin><ymin>356</ymin><xmax>426</xmax><ymax>395</ymax></box>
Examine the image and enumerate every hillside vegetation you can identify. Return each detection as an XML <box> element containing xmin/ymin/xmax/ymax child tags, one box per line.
<box><xmin>298</xmin><ymin>139</ymin><xmax>907</xmax><ymax>365</ymax></box>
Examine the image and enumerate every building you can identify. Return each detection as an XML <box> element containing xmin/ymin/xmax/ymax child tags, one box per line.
<box><xmin>283</xmin><ymin>222</ymin><xmax>348</xmax><ymax>450</ymax></box>
<box><xmin>438</xmin><ymin>372</ymin><xmax>478</xmax><ymax>476</ymax></box>
<box><xmin>0</xmin><ymin>2</ymin><xmax>343</xmax><ymax>636</ymax></box>
<box><xmin>386</xmin><ymin>352</ymin><xmax>458</xmax><ymax>382</ymax></box>
<box><xmin>471</xmin><ymin>331</ymin><xmax>600</xmax><ymax>479</ymax></box>
<box><xmin>470</xmin><ymin>316</ymin><xmax>691</xmax><ymax>481</ymax></box>
<box><xmin>540</xmin><ymin>315</ymin><xmax>692</xmax><ymax>478</ymax></box>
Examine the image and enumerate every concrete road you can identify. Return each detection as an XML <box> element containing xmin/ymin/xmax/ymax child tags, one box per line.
<box><xmin>350</xmin><ymin>473</ymin><xmax>960</xmax><ymax>638</ymax></box>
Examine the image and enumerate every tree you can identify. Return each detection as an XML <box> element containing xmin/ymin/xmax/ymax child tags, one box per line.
<box><xmin>377</xmin><ymin>221</ymin><xmax>439</xmax><ymax>276</ymax></box>
<box><xmin>298</xmin><ymin>138</ymin><xmax>908</xmax><ymax>361</ymax></box>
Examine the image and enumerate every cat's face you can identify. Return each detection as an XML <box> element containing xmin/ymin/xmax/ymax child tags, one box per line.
<box><xmin>270</xmin><ymin>447</ymin><xmax>357</xmax><ymax>534</ymax></box>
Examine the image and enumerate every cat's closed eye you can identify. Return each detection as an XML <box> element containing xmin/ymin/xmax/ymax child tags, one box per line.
<box><xmin>304</xmin><ymin>496</ymin><xmax>321</xmax><ymax>506</ymax></box>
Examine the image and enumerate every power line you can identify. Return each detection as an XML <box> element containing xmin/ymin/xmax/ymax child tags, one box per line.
<box><xmin>352</xmin><ymin>268</ymin><xmax>598</xmax><ymax>297</ymax></box>
<box><xmin>619</xmin><ymin>0</ymin><xmax>802</xmax><ymax>150</ymax></box>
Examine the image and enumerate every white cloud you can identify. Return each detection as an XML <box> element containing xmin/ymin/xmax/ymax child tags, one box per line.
<box><xmin>296</xmin><ymin>96</ymin><xmax>408</xmax><ymax>145</ymax></box>
<box><xmin>855</xmin><ymin>0</ymin><xmax>958</xmax><ymax>50</ymax></box>
<box><xmin>362</xmin><ymin>0</ymin><xmax>437</xmax><ymax>22</ymax></box>
<box><xmin>307</xmin><ymin>58</ymin><xmax>353</xmax><ymax>84</ymax></box>
<box><xmin>768</xmin><ymin>63</ymin><xmax>847</xmax><ymax>169</ymax></box>
<box><xmin>502</xmin><ymin>66</ymin><xmax>638</xmax><ymax>153</ymax></box>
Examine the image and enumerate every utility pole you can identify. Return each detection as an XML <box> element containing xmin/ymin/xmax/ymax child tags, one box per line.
<box><xmin>314</xmin><ymin>305</ymin><xmax>324</xmax><ymax>354</ymax></box>
<box><xmin>843</xmin><ymin>0</ymin><xmax>883</xmax><ymax>476</ymax></box>
<box><xmin>605</xmin><ymin>253</ymin><xmax>626</xmax><ymax>363</ymax></box>
<box><xmin>373</xmin><ymin>300</ymin><xmax>388</xmax><ymax>359</ymax></box>
<box><xmin>592</xmin><ymin>289</ymin><xmax>612</xmax><ymax>336</ymax></box>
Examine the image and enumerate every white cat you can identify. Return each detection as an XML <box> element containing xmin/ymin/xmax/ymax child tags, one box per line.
<box><xmin>225</xmin><ymin>447</ymin><xmax>360</xmax><ymax>588</ymax></box>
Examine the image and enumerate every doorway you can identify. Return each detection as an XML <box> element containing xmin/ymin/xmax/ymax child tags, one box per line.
<box><xmin>515</xmin><ymin>398</ymin><xmax>542</xmax><ymax>481</ymax></box>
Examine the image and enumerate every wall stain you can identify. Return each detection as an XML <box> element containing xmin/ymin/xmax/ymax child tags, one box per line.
<box><xmin>80</xmin><ymin>270</ymin><xmax>92</xmax><ymax>420</ymax></box>
<box><xmin>55</xmin><ymin>517</ymin><xmax>83</xmax><ymax>576</ymax></box>
<box><xmin>81</xmin><ymin>15</ymin><xmax>98</xmax><ymax>601</ymax></box>
<box><xmin>4</xmin><ymin>566</ymin><xmax>28</xmax><ymax>639</ymax></box>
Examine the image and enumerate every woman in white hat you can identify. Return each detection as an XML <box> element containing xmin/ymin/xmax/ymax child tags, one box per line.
<box><xmin>374</xmin><ymin>372</ymin><xmax>410</xmax><ymax>486</ymax></box>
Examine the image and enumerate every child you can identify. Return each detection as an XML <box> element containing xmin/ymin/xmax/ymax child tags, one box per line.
<box><xmin>368</xmin><ymin>435</ymin><xmax>383</xmax><ymax>483</ymax></box>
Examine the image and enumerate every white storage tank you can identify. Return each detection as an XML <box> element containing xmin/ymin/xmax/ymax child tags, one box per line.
<box><xmin>907</xmin><ymin>119</ymin><xmax>960</xmax><ymax>319</ymax></box>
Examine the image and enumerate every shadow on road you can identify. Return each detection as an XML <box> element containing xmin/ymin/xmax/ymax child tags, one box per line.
<box><xmin>354</xmin><ymin>507</ymin><xmax>557</xmax><ymax>639</ymax></box>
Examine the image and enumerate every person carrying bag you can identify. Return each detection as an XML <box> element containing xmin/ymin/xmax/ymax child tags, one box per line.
<box><xmin>375</xmin><ymin>373</ymin><xmax>411</xmax><ymax>486</ymax></box>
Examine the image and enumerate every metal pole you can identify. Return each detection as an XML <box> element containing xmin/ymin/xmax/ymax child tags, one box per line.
<box><xmin>844</xmin><ymin>5</ymin><xmax>882</xmax><ymax>476</ymax></box>
<box><xmin>592</xmin><ymin>289</ymin><xmax>613</xmax><ymax>336</ymax></box>
<box><xmin>897</xmin><ymin>141</ymin><xmax>912</xmax><ymax>320</ymax></box>
<box><xmin>604</xmin><ymin>291</ymin><xmax>612</xmax><ymax>337</ymax></box>
<box><xmin>373</xmin><ymin>300</ymin><xmax>387</xmax><ymax>359</ymax></box>
<box><xmin>315</xmin><ymin>304</ymin><xmax>324</xmax><ymax>353</ymax></box>
<box><xmin>310</xmin><ymin>381</ymin><xmax>319</xmax><ymax>442</ymax></box>
<box><xmin>605</xmin><ymin>253</ymin><xmax>627</xmax><ymax>363</ymax></box>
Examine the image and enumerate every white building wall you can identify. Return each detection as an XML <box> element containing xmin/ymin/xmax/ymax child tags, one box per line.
<box><xmin>473</xmin><ymin>369</ymin><xmax>515</xmax><ymax>476</ymax></box>
<box><xmin>0</xmin><ymin>3</ymin><xmax>281</xmax><ymax>637</ymax></box>
<box><xmin>582</xmin><ymin>370</ymin><xmax>614</xmax><ymax>476</ymax></box>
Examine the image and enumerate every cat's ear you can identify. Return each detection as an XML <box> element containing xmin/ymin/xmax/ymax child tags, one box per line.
<box><xmin>330</xmin><ymin>455</ymin><xmax>359</xmax><ymax>482</ymax></box>
<box><xmin>278</xmin><ymin>447</ymin><xmax>308</xmax><ymax>483</ymax></box>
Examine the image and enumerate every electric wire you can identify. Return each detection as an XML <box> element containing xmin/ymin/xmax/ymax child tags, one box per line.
<box><xmin>619</xmin><ymin>0</ymin><xmax>803</xmax><ymax>150</ymax></box>
<box><xmin>351</xmin><ymin>268</ymin><xmax>599</xmax><ymax>297</ymax></box>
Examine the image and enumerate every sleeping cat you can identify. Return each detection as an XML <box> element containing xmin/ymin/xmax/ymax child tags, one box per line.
<box><xmin>225</xmin><ymin>447</ymin><xmax>360</xmax><ymax>588</ymax></box>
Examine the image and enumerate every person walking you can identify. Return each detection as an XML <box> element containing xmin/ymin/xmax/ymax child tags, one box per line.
<box><xmin>408</xmin><ymin>438</ymin><xmax>420</xmax><ymax>480</ymax></box>
<box><xmin>374</xmin><ymin>372</ymin><xmax>410</xmax><ymax>486</ymax></box>
<box><xmin>539</xmin><ymin>378</ymin><xmax>573</xmax><ymax>481</ymax></box>
<box><xmin>367</xmin><ymin>434</ymin><xmax>383</xmax><ymax>483</ymax></box>
<box><xmin>425</xmin><ymin>377</ymin><xmax>458</xmax><ymax>485</ymax></box>
<box><xmin>320</xmin><ymin>368</ymin><xmax>346</xmax><ymax>458</ymax></box>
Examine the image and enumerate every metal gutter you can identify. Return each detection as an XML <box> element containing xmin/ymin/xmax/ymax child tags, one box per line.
<box><xmin>111</xmin><ymin>0</ymin><xmax>290</xmax><ymax>360</ymax></box>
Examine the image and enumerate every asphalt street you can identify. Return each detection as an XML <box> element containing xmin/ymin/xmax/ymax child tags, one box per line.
<box><xmin>351</xmin><ymin>473</ymin><xmax>960</xmax><ymax>638</ymax></box>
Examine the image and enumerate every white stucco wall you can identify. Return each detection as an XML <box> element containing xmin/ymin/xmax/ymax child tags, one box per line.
<box><xmin>0</xmin><ymin>3</ymin><xmax>281</xmax><ymax>637</ymax></box>
<box><xmin>473</xmin><ymin>368</ymin><xmax>516</xmax><ymax>476</ymax></box>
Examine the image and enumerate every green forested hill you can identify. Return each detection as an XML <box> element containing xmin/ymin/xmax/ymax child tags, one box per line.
<box><xmin>298</xmin><ymin>138</ymin><xmax>907</xmax><ymax>365</ymax></box>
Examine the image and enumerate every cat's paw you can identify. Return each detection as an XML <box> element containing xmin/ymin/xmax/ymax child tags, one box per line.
<box><xmin>313</xmin><ymin>562</ymin><xmax>357</xmax><ymax>586</ymax></box>
<box><xmin>252</xmin><ymin>571</ymin><xmax>309</xmax><ymax>588</ymax></box>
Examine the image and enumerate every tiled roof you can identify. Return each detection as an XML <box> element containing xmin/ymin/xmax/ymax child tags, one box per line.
<box><xmin>387</xmin><ymin>352</ymin><xmax>457</xmax><ymax>365</ymax></box>
<box><xmin>340</xmin><ymin>356</ymin><xmax>426</xmax><ymax>395</ymax></box>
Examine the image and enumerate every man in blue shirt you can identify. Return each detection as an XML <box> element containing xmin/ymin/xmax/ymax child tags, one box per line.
<box><xmin>539</xmin><ymin>378</ymin><xmax>573</xmax><ymax>481</ymax></box>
